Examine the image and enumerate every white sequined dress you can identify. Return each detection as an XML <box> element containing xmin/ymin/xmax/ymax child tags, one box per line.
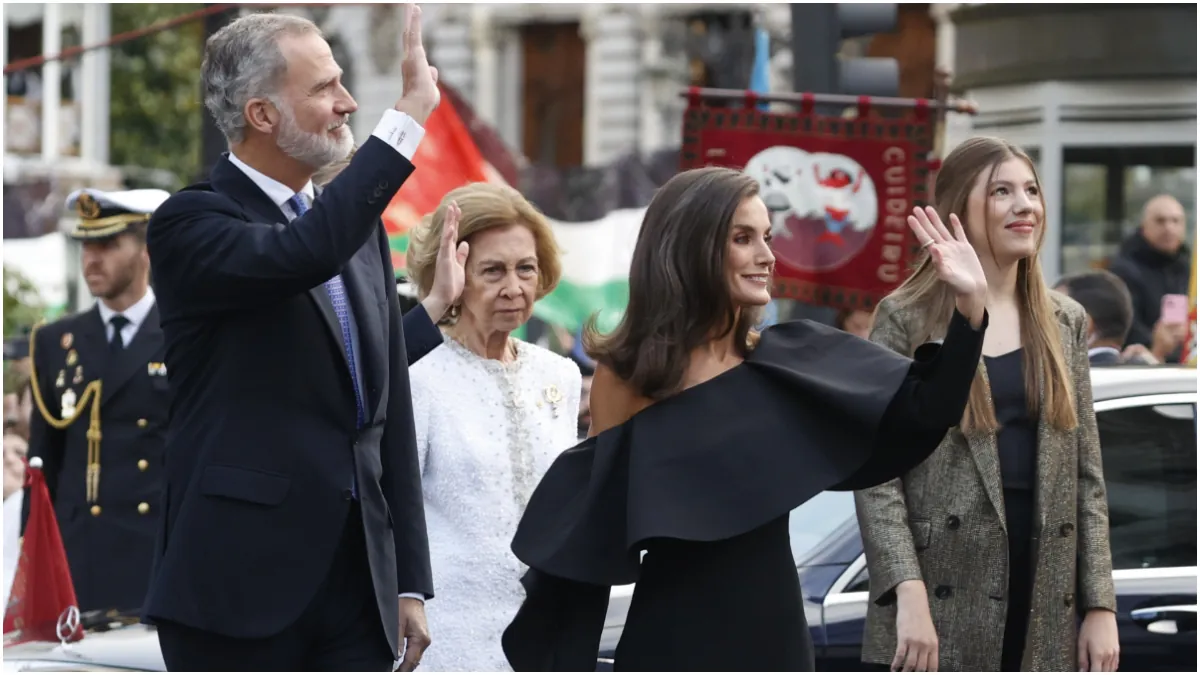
<box><xmin>410</xmin><ymin>338</ymin><xmax>582</xmax><ymax>672</ymax></box>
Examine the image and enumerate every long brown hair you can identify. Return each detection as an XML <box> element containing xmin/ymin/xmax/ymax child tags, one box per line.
<box><xmin>882</xmin><ymin>136</ymin><xmax>1077</xmax><ymax>433</ymax></box>
<box><xmin>584</xmin><ymin>167</ymin><xmax>763</xmax><ymax>400</ymax></box>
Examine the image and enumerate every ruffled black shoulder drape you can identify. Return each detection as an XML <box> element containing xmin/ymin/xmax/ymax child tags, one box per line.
<box><xmin>503</xmin><ymin>311</ymin><xmax>986</xmax><ymax>671</ymax></box>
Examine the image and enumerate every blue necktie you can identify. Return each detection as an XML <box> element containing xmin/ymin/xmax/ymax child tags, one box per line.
<box><xmin>289</xmin><ymin>194</ymin><xmax>364</xmax><ymax>495</ymax></box>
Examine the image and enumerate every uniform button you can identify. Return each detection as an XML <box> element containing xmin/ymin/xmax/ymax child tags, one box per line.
<box><xmin>341</xmin><ymin>489</ymin><xmax>354</xmax><ymax>501</ymax></box>
<box><xmin>137</xmin><ymin>459</ymin><xmax>149</xmax><ymax>471</ymax></box>
<box><xmin>946</xmin><ymin>515</ymin><xmax>961</xmax><ymax>530</ymax></box>
<box><xmin>935</xmin><ymin>585</ymin><xmax>952</xmax><ymax>600</ymax></box>
<box><xmin>1064</xmin><ymin>593</ymin><xmax>1075</xmax><ymax>608</ymax></box>
<box><xmin>1060</xmin><ymin>523</ymin><xmax>1074</xmax><ymax>537</ymax></box>
<box><xmin>90</xmin><ymin>505</ymin><xmax>102</xmax><ymax>517</ymax></box>
<box><xmin>138</xmin><ymin>502</ymin><xmax>150</xmax><ymax>515</ymax></box>
<box><xmin>137</xmin><ymin>418</ymin><xmax>148</xmax><ymax>428</ymax></box>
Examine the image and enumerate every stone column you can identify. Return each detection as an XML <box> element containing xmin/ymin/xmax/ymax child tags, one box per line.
<box><xmin>635</xmin><ymin>5</ymin><xmax>664</xmax><ymax>156</ymax></box>
<box><xmin>80</xmin><ymin>2</ymin><xmax>111</xmax><ymax>164</ymax></box>
<box><xmin>428</xmin><ymin>5</ymin><xmax>474</xmax><ymax>106</ymax></box>
<box><xmin>41</xmin><ymin>3</ymin><xmax>62</xmax><ymax>161</ymax></box>
<box><xmin>581</xmin><ymin>6</ymin><xmax>640</xmax><ymax>167</ymax></box>
<box><xmin>470</xmin><ymin>5</ymin><xmax>499</xmax><ymax>126</ymax></box>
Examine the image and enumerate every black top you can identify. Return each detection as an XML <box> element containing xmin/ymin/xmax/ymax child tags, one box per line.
<box><xmin>984</xmin><ymin>349</ymin><xmax>1038</xmax><ymax>492</ymax></box>
<box><xmin>502</xmin><ymin>309</ymin><xmax>988</xmax><ymax>671</ymax></box>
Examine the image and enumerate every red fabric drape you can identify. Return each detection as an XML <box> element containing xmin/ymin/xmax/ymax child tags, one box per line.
<box><xmin>4</xmin><ymin>461</ymin><xmax>83</xmax><ymax>644</ymax></box>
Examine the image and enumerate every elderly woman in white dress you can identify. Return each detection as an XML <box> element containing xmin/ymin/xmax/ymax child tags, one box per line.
<box><xmin>405</xmin><ymin>183</ymin><xmax>582</xmax><ymax>672</ymax></box>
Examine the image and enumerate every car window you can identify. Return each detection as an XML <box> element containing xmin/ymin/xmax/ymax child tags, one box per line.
<box><xmin>1098</xmin><ymin>400</ymin><xmax>1196</xmax><ymax>570</ymax></box>
<box><xmin>843</xmin><ymin>566</ymin><xmax>870</xmax><ymax>593</ymax></box>
<box><xmin>788</xmin><ymin>491</ymin><xmax>856</xmax><ymax>563</ymax></box>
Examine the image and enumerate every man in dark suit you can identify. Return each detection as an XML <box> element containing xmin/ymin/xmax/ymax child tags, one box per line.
<box><xmin>142</xmin><ymin>6</ymin><xmax>460</xmax><ymax>671</ymax></box>
<box><xmin>26</xmin><ymin>187</ymin><xmax>172</xmax><ymax>615</ymax></box>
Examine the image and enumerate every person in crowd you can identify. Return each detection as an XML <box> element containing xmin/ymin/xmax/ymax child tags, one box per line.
<box><xmin>1055</xmin><ymin>271</ymin><xmax>1158</xmax><ymax>366</ymax></box>
<box><xmin>404</xmin><ymin>184</ymin><xmax>580</xmax><ymax>671</ymax></box>
<box><xmin>502</xmin><ymin>166</ymin><xmax>989</xmax><ymax>671</ymax></box>
<box><xmin>24</xmin><ymin>188</ymin><xmax>171</xmax><ymax>616</ymax></box>
<box><xmin>1109</xmin><ymin>194</ymin><xmax>1191</xmax><ymax>362</ymax></box>
<box><xmin>836</xmin><ymin>307</ymin><xmax>874</xmax><ymax>340</ymax></box>
<box><xmin>3</xmin><ymin>432</ymin><xmax>28</xmax><ymax>614</ymax></box>
<box><xmin>142</xmin><ymin>7</ymin><xmax>457</xmax><ymax>671</ymax></box>
<box><xmin>856</xmin><ymin>136</ymin><xmax>1119</xmax><ymax>672</ymax></box>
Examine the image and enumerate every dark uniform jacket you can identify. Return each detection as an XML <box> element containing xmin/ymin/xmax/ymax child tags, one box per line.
<box><xmin>26</xmin><ymin>302</ymin><xmax>168</xmax><ymax>614</ymax></box>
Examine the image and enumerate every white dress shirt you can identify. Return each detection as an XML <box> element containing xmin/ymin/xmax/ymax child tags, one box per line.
<box><xmin>225</xmin><ymin>110</ymin><xmax>428</xmax><ymax>605</ymax></box>
<box><xmin>98</xmin><ymin>287</ymin><xmax>157</xmax><ymax>344</ymax></box>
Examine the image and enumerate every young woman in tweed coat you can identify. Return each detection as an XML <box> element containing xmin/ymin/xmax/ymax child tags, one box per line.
<box><xmin>855</xmin><ymin>136</ymin><xmax>1120</xmax><ymax>672</ymax></box>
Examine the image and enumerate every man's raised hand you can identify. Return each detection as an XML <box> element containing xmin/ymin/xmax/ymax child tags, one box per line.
<box><xmin>394</xmin><ymin>4</ymin><xmax>440</xmax><ymax>125</ymax></box>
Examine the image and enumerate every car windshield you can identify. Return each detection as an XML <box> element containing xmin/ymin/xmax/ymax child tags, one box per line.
<box><xmin>787</xmin><ymin>490</ymin><xmax>856</xmax><ymax>563</ymax></box>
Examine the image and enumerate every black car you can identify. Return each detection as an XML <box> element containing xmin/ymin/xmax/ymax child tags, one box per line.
<box><xmin>5</xmin><ymin>369</ymin><xmax>1195</xmax><ymax>672</ymax></box>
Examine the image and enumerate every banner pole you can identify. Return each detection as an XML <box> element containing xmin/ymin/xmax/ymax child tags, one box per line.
<box><xmin>679</xmin><ymin>87</ymin><xmax>979</xmax><ymax>115</ymax></box>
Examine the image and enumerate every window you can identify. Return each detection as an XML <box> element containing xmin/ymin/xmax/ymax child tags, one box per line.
<box><xmin>844</xmin><ymin>566</ymin><xmax>871</xmax><ymax>594</ymax></box>
<box><xmin>1060</xmin><ymin>146</ymin><xmax>1196</xmax><ymax>277</ymax></box>
<box><xmin>1098</xmin><ymin>400</ymin><xmax>1196</xmax><ymax>570</ymax></box>
<box><xmin>788</xmin><ymin>491</ymin><xmax>857</xmax><ymax>563</ymax></box>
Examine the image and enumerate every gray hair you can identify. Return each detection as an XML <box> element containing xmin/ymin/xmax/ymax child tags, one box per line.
<box><xmin>201</xmin><ymin>13</ymin><xmax>322</xmax><ymax>144</ymax></box>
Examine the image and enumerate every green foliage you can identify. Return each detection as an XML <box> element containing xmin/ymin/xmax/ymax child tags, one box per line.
<box><xmin>109</xmin><ymin>4</ymin><xmax>205</xmax><ymax>190</ymax></box>
<box><xmin>3</xmin><ymin>267</ymin><xmax>45</xmax><ymax>340</ymax></box>
<box><xmin>4</xmin><ymin>268</ymin><xmax>45</xmax><ymax>392</ymax></box>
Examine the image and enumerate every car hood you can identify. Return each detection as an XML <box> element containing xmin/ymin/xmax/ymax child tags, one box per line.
<box><xmin>3</xmin><ymin>625</ymin><xmax>165</xmax><ymax>672</ymax></box>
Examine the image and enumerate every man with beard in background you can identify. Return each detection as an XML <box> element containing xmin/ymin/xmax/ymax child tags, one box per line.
<box><xmin>24</xmin><ymin>188</ymin><xmax>172</xmax><ymax>616</ymax></box>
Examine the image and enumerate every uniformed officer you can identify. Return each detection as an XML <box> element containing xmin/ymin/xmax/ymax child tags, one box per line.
<box><xmin>25</xmin><ymin>188</ymin><xmax>171</xmax><ymax>615</ymax></box>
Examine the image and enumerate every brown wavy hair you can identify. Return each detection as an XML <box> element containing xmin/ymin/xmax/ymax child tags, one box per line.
<box><xmin>584</xmin><ymin>167</ymin><xmax>763</xmax><ymax>400</ymax></box>
<box><xmin>881</xmin><ymin>136</ymin><xmax>1076</xmax><ymax>433</ymax></box>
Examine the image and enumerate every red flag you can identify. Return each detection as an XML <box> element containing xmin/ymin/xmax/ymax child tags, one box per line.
<box><xmin>3</xmin><ymin>458</ymin><xmax>83</xmax><ymax>644</ymax></box>
<box><xmin>382</xmin><ymin>82</ymin><xmax>498</xmax><ymax>274</ymax></box>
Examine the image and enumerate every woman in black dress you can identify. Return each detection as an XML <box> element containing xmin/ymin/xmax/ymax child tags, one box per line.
<box><xmin>855</xmin><ymin>137</ymin><xmax>1119</xmax><ymax>672</ymax></box>
<box><xmin>502</xmin><ymin>166</ymin><xmax>990</xmax><ymax>672</ymax></box>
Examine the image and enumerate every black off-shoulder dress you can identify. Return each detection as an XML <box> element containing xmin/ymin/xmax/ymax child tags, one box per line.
<box><xmin>503</xmin><ymin>310</ymin><xmax>988</xmax><ymax>672</ymax></box>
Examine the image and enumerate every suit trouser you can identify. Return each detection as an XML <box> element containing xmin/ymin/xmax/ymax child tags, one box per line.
<box><xmin>156</xmin><ymin>502</ymin><xmax>393</xmax><ymax>671</ymax></box>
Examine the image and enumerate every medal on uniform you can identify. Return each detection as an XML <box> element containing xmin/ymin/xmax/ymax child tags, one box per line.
<box><xmin>61</xmin><ymin>333</ymin><xmax>73</xmax><ymax>350</ymax></box>
<box><xmin>61</xmin><ymin>388</ymin><xmax>78</xmax><ymax>418</ymax></box>
<box><xmin>55</xmin><ymin>370</ymin><xmax>66</xmax><ymax>388</ymax></box>
<box><xmin>73</xmin><ymin>366</ymin><xmax>84</xmax><ymax>384</ymax></box>
<box><xmin>66</xmin><ymin>349</ymin><xmax>78</xmax><ymax>366</ymax></box>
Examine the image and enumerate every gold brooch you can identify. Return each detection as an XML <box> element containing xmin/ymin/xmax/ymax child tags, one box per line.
<box><xmin>544</xmin><ymin>385</ymin><xmax>563</xmax><ymax>418</ymax></box>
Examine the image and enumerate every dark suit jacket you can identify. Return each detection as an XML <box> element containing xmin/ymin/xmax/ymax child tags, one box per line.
<box><xmin>141</xmin><ymin>137</ymin><xmax>441</xmax><ymax>658</ymax></box>
<box><xmin>26</xmin><ymin>305</ymin><xmax>169</xmax><ymax>613</ymax></box>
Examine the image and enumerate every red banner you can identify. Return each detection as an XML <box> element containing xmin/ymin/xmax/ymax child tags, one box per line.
<box><xmin>680</xmin><ymin>97</ymin><xmax>937</xmax><ymax>311</ymax></box>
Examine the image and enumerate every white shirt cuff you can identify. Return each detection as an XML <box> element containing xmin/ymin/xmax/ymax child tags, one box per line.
<box><xmin>372</xmin><ymin>110</ymin><xmax>426</xmax><ymax>162</ymax></box>
<box><xmin>399</xmin><ymin>592</ymin><xmax>426</xmax><ymax>602</ymax></box>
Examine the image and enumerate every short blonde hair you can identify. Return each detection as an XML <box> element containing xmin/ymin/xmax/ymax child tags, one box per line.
<box><xmin>406</xmin><ymin>182</ymin><xmax>562</xmax><ymax>303</ymax></box>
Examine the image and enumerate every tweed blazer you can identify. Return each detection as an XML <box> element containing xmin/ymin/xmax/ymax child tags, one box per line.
<box><xmin>855</xmin><ymin>290</ymin><xmax>1117</xmax><ymax>672</ymax></box>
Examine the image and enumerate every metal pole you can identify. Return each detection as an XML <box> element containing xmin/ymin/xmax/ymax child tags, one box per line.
<box><xmin>679</xmin><ymin>86</ymin><xmax>980</xmax><ymax>114</ymax></box>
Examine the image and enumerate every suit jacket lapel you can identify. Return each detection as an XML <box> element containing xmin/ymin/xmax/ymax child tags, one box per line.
<box><xmin>75</xmin><ymin>307</ymin><xmax>108</xmax><ymax>395</ymax></box>
<box><xmin>967</xmin><ymin>361</ymin><xmax>1008</xmax><ymax>534</ymax></box>
<box><xmin>102</xmin><ymin>304</ymin><xmax>164</xmax><ymax>404</ymax></box>
<box><xmin>340</xmin><ymin>242</ymin><xmax>386</xmax><ymax>423</ymax></box>
<box><xmin>210</xmin><ymin>159</ymin><xmax>349</xmax><ymax>373</ymax></box>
